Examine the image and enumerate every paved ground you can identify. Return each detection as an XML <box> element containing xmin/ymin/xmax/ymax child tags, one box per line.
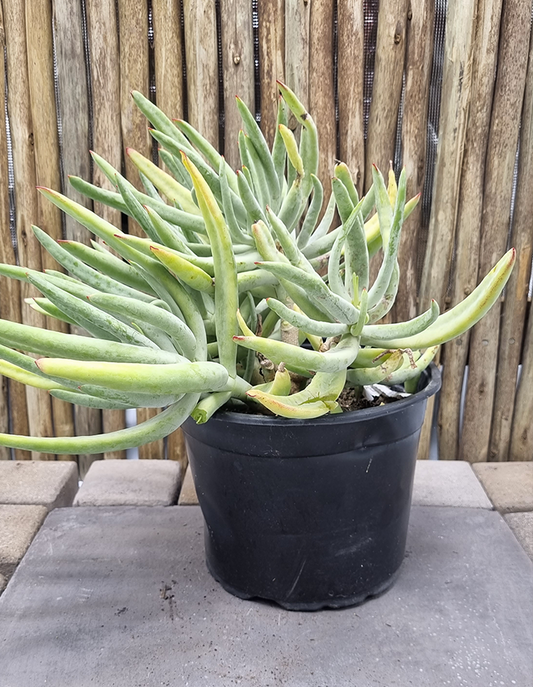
<box><xmin>0</xmin><ymin>504</ymin><xmax>531</xmax><ymax>687</ymax></box>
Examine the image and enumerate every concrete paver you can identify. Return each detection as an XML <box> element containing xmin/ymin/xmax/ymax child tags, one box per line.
<box><xmin>505</xmin><ymin>512</ymin><xmax>533</xmax><ymax>562</ymax></box>
<box><xmin>0</xmin><ymin>460</ymin><xmax>78</xmax><ymax>510</ymax></box>
<box><xmin>0</xmin><ymin>505</ymin><xmax>531</xmax><ymax>687</ymax></box>
<box><xmin>0</xmin><ymin>505</ymin><xmax>47</xmax><ymax>578</ymax></box>
<box><xmin>412</xmin><ymin>460</ymin><xmax>492</xmax><ymax>508</ymax></box>
<box><xmin>178</xmin><ymin>465</ymin><xmax>198</xmax><ymax>505</ymax></box>
<box><xmin>473</xmin><ymin>461</ymin><xmax>533</xmax><ymax>513</ymax></box>
<box><xmin>73</xmin><ymin>459</ymin><xmax>181</xmax><ymax>506</ymax></box>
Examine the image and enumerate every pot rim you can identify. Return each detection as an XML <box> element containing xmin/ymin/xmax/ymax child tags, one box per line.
<box><xmin>205</xmin><ymin>362</ymin><xmax>441</xmax><ymax>428</ymax></box>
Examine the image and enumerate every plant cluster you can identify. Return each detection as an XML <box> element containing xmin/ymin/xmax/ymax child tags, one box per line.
<box><xmin>0</xmin><ymin>82</ymin><xmax>515</xmax><ymax>454</ymax></box>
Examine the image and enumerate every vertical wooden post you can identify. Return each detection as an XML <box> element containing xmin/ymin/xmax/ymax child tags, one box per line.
<box><xmin>53</xmin><ymin>0</ymin><xmax>102</xmax><ymax>475</ymax></box>
<box><xmin>117</xmin><ymin>0</ymin><xmax>151</xmax><ymax>195</ymax></box>
<box><xmin>0</xmin><ymin>0</ymin><xmax>30</xmax><ymax>460</ymax></box>
<box><xmin>437</xmin><ymin>0</ymin><xmax>503</xmax><ymax>461</ymax></box>
<box><xmin>86</xmin><ymin>0</ymin><xmax>127</xmax><ymax>460</ymax></box>
<box><xmin>219</xmin><ymin>0</ymin><xmax>254</xmax><ymax>169</ymax></box>
<box><xmin>118</xmin><ymin>0</ymin><xmax>164</xmax><ymax>460</ymax></box>
<box><xmin>490</xmin><ymin>21</ymin><xmax>533</xmax><ymax>462</ymax></box>
<box><xmin>152</xmin><ymin>0</ymin><xmax>184</xmax><ymax>121</ymax></box>
<box><xmin>337</xmin><ymin>0</ymin><xmax>365</xmax><ymax>193</ymax></box>
<box><xmin>152</xmin><ymin>0</ymin><xmax>187</xmax><ymax>466</ymax></box>
<box><xmin>460</xmin><ymin>0</ymin><xmax>531</xmax><ymax>463</ymax></box>
<box><xmin>308</xmin><ymin>0</ymin><xmax>336</xmax><ymax>194</ymax></box>
<box><xmin>365</xmin><ymin>0</ymin><xmax>408</xmax><ymax>190</ymax></box>
<box><xmin>394</xmin><ymin>0</ymin><xmax>434</xmax><ymax>324</ymax></box>
<box><xmin>510</xmin><ymin>306</ymin><xmax>533</xmax><ymax>461</ymax></box>
<box><xmin>3</xmin><ymin>0</ymin><xmax>55</xmax><ymax>460</ymax></box>
<box><xmin>182</xmin><ymin>0</ymin><xmax>219</xmax><ymax>148</ymax></box>
<box><xmin>26</xmin><ymin>0</ymin><xmax>75</xmax><ymax>460</ymax></box>
<box><xmin>284</xmin><ymin>0</ymin><xmax>310</xmax><ymax>110</ymax></box>
<box><xmin>258</xmin><ymin>0</ymin><xmax>285</xmax><ymax>147</ymax></box>
<box><xmin>419</xmin><ymin>0</ymin><xmax>476</xmax><ymax>311</ymax></box>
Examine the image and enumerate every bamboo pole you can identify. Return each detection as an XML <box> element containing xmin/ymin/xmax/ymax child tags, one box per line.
<box><xmin>437</xmin><ymin>0</ymin><xmax>503</xmax><ymax>461</ymax></box>
<box><xmin>220</xmin><ymin>0</ymin><xmax>254</xmax><ymax>169</ymax></box>
<box><xmin>337</xmin><ymin>0</ymin><xmax>365</xmax><ymax>193</ymax></box>
<box><xmin>460</xmin><ymin>0</ymin><xmax>531</xmax><ymax>464</ymax></box>
<box><xmin>258</xmin><ymin>0</ymin><xmax>285</xmax><ymax>148</ymax></box>
<box><xmin>284</xmin><ymin>0</ymin><xmax>310</xmax><ymax>111</ymax></box>
<box><xmin>0</xmin><ymin>0</ymin><xmax>30</xmax><ymax>460</ymax></box>
<box><xmin>86</xmin><ymin>0</ymin><xmax>127</xmax><ymax>460</ymax></box>
<box><xmin>418</xmin><ymin>0</ymin><xmax>477</xmax><ymax>311</ymax></box>
<box><xmin>491</xmin><ymin>22</ymin><xmax>533</xmax><ymax>462</ymax></box>
<box><xmin>182</xmin><ymin>0</ymin><xmax>219</xmax><ymax>148</ymax></box>
<box><xmin>394</xmin><ymin>0</ymin><xmax>434</xmax><ymax>324</ymax></box>
<box><xmin>26</xmin><ymin>0</ymin><xmax>75</xmax><ymax>460</ymax></box>
<box><xmin>3</xmin><ymin>0</ymin><xmax>55</xmax><ymax>461</ymax></box>
<box><xmin>364</xmin><ymin>0</ymin><xmax>408</xmax><ymax>191</ymax></box>
<box><xmin>309</xmin><ymin>0</ymin><xmax>335</xmax><ymax>192</ymax></box>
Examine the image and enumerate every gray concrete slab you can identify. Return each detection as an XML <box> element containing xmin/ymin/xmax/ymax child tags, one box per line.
<box><xmin>412</xmin><ymin>460</ymin><xmax>492</xmax><ymax>508</ymax></box>
<box><xmin>505</xmin><ymin>512</ymin><xmax>533</xmax><ymax>562</ymax></box>
<box><xmin>178</xmin><ymin>465</ymin><xmax>198</xmax><ymax>505</ymax></box>
<box><xmin>473</xmin><ymin>461</ymin><xmax>533</xmax><ymax>513</ymax></box>
<box><xmin>0</xmin><ymin>460</ymin><xmax>78</xmax><ymax>510</ymax></box>
<box><xmin>0</xmin><ymin>505</ymin><xmax>532</xmax><ymax>687</ymax></box>
<box><xmin>73</xmin><ymin>459</ymin><xmax>181</xmax><ymax>506</ymax></box>
<box><xmin>0</xmin><ymin>504</ymin><xmax>47</xmax><ymax>578</ymax></box>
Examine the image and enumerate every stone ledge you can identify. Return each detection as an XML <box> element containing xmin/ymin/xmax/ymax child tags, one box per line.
<box><xmin>505</xmin><ymin>512</ymin><xmax>533</xmax><ymax>562</ymax></box>
<box><xmin>0</xmin><ymin>573</ymin><xmax>6</xmax><ymax>594</ymax></box>
<box><xmin>412</xmin><ymin>460</ymin><xmax>492</xmax><ymax>508</ymax></box>
<box><xmin>0</xmin><ymin>461</ymin><xmax>78</xmax><ymax>511</ymax></box>
<box><xmin>177</xmin><ymin>465</ymin><xmax>198</xmax><ymax>505</ymax></box>
<box><xmin>0</xmin><ymin>505</ymin><xmax>48</xmax><ymax>578</ymax></box>
<box><xmin>473</xmin><ymin>461</ymin><xmax>533</xmax><ymax>513</ymax></box>
<box><xmin>74</xmin><ymin>459</ymin><xmax>181</xmax><ymax>507</ymax></box>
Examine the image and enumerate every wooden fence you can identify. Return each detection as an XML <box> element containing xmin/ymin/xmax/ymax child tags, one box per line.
<box><xmin>0</xmin><ymin>0</ymin><xmax>532</xmax><ymax>474</ymax></box>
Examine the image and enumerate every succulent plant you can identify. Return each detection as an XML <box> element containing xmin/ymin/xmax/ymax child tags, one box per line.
<box><xmin>0</xmin><ymin>82</ymin><xmax>515</xmax><ymax>454</ymax></box>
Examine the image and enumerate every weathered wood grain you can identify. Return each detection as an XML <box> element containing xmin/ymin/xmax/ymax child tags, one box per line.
<box><xmin>419</xmin><ymin>0</ymin><xmax>476</xmax><ymax>311</ymax></box>
<box><xmin>309</xmin><ymin>0</ymin><xmax>335</xmax><ymax>192</ymax></box>
<box><xmin>510</xmin><ymin>304</ymin><xmax>533</xmax><ymax>461</ymax></box>
<box><xmin>337</xmin><ymin>0</ymin><xmax>365</xmax><ymax>193</ymax></box>
<box><xmin>117</xmin><ymin>0</ymin><xmax>151</xmax><ymax>205</ymax></box>
<box><xmin>438</xmin><ymin>0</ymin><xmax>503</xmax><ymax>461</ymax></box>
<box><xmin>86</xmin><ymin>0</ymin><xmax>126</xmax><ymax>458</ymax></box>
<box><xmin>3</xmin><ymin>0</ymin><xmax>55</xmax><ymax>460</ymax></box>
<box><xmin>284</xmin><ymin>0</ymin><xmax>310</xmax><ymax>111</ymax></box>
<box><xmin>393</xmin><ymin>0</ymin><xmax>434</xmax><ymax>324</ymax></box>
<box><xmin>182</xmin><ymin>0</ymin><xmax>219</xmax><ymax>148</ymax></box>
<box><xmin>460</xmin><ymin>0</ymin><xmax>531</xmax><ymax>463</ymax></box>
<box><xmin>26</xmin><ymin>0</ymin><xmax>75</xmax><ymax>459</ymax></box>
<box><xmin>219</xmin><ymin>0</ymin><xmax>254</xmax><ymax>169</ymax></box>
<box><xmin>0</xmin><ymin>0</ymin><xmax>29</xmax><ymax>460</ymax></box>
<box><xmin>152</xmin><ymin>0</ymin><xmax>184</xmax><ymax>122</ymax></box>
<box><xmin>258</xmin><ymin>0</ymin><xmax>285</xmax><ymax>147</ymax></box>
<box><xmin>492</xmin><ymin>22</ymin><xmax>533</xmax><ymax>462</ymax></box>
<box><xmin>365</xmin><ymin>0</ymin><xmax>408</xmax><ymax>190</ymax></box>
<box><xmin>53</xmin><ymin>0</ymin><xmax>102</xmax><ymax>473</ymax></box>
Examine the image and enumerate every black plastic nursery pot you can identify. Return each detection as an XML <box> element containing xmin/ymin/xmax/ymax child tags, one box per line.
<box><xmin>182</xmin><ymin>363</ymin><xmax>441</xmax><ymax>611</ymax></box>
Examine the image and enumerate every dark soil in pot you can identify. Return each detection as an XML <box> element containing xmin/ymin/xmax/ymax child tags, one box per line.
<box><xmin>182</xmin><ymin>363</ymin><xmax>441</xmax><ymax>611</ymax></box>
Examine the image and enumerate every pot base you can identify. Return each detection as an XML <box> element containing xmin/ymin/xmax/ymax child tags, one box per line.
<box><xmin>206</xmin><ymin>556</ymin><xmax>402</xmax><ymax>611</ymax></box>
